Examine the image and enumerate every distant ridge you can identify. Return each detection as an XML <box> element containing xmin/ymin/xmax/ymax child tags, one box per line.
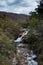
<box><xmin>0</xmin><ymin>11</ymin><xmax>29</xmax><ymax>22</ymax></box>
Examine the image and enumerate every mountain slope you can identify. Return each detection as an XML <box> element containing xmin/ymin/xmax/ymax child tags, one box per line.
<box><xmin>0</xmin><ymin>11</ymin><xmax>29</xmax><ymax>22</ymax></box>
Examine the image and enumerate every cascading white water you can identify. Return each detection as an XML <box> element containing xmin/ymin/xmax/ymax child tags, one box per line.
<box><xmin>27</xmin><ymin>50</ymin><xmax>38</xmax><ymax>65</ymax></box>
<box><xmin>15</xmin><ymin>29</ymin><xmax>38</xmax><ymax>65</ymax></box>
<box><xmin>15</xmin><ymin>30</ymin><xmax>28</xmax><ymax>42</ymax></box>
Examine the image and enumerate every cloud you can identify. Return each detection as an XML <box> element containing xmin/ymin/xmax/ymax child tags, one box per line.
<box><xmin>0</xmin><ymin>0</ymin><xmax>39</xmax><ymax>15</ymax></box>
<box><xmin>0</xmin><ymin>0</ymin><xmax>6</xmax><ymax>7</ymax></box>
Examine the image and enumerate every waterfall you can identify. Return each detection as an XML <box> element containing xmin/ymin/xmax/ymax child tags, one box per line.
<box><xmin>14</xmin><ymin>29</ymin><xmax>38</xmax><ymax>65</ymax></box>
<box><xmin>15</xmin><ymin>29</ymin><xmax>28</xmax><ymax>42</ymax></box>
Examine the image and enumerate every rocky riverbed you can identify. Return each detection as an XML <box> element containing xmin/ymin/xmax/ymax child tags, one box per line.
<box><xmin>12</xmin><ymin>29</ymin><xmax>38</xmax><ymax>65</ymax></box>
<box><xmin>16</xmin><ymin>43</ymin><xmax>38</xmax><ymax>65</ymax></box>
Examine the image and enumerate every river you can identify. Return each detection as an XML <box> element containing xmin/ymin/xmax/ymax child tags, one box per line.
<box><xmin>14</xmin><ymin>29</ymin><xmax>38</xmax><ymax>65</ymax></box>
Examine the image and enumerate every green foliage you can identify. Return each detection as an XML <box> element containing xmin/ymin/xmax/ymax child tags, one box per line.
<box><xmin>36</xmin><ymin>0</ymin><xmax>43</xmax><ymax>15</ymax></box>
<box><xmin>0</xmin><ymin>54</ymin><xmax>10</xmax><ymax>65</ymax></box>
<box><xmin>29</xmin><ymin>18</ymin><xmax>38</xmax><ymax>28</ymax></box>
<box><xmin>18</xmin><ymin>20</ymin><xmax>29</xmax><ymax>28</ymax></box>
<box><xmin>0</xmin><ymin>15</ymin><xmax>21</xmax><ymax>65</ymax></box>
<box><xmin>22</xmin><ymin>9</ymin><xmax>43</xmax><ymax>65</ymax></box>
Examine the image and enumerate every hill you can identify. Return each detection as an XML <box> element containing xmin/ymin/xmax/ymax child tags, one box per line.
<box><xmin>0</xmin><ymin>11</ymin><xmax>29</xmax><ymax>22</ymax></box>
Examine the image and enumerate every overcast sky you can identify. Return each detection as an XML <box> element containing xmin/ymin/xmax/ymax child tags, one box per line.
<box><xmin>0</xmin><ymin>0</ymin><xmax>40</xmax><ymax>15</ymax></box>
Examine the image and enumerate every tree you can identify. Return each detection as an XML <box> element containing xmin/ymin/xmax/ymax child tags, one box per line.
<box><xmin>36</xmin><ymin>0</ymin><xmax>43</xmax><ymax>18</ymax></box>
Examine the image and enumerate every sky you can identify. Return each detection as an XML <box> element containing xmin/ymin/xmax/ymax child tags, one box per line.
<box><xmin>0</xmin><ymin>0</ymin><xmax>40</xmax><ymax>15</ymax></box>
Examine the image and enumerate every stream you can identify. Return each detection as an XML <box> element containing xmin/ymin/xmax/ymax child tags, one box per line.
<box><xmin>14</xmin><ymin>29</ymin><xmax>38</xmax><ymax>65</ymax></box>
